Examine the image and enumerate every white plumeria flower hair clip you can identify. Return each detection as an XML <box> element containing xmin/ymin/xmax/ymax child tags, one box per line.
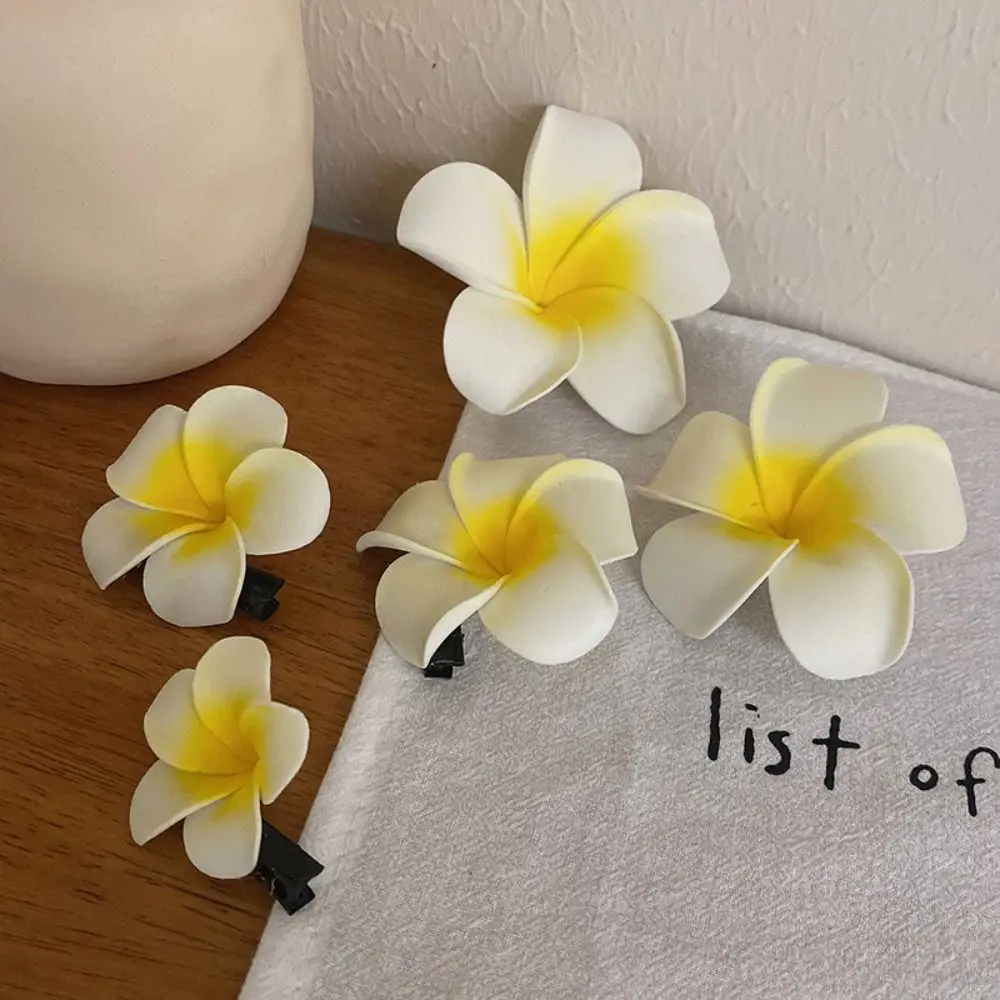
<box><xmin>82</xmin><ymin>386</ymin><xmax>331</xmax><ymax>627</ymax></box>
<box><xmin>130</xmin><ymin>636</ymin><xmax>309</xmax><ymax>879</ymax></box>
<box><xmin>640</xmin><ymin>358</ymin><xmax>967</xmax><ymax>679</ymax></box>
<box><xmin>397</xmin><ymin>105</ymin><xmax>730</xmax><ymax>434</ymax></box>
<box><xmin>358</xmin><ymin>453</ymin><xmax>637</xmax><ymax>668</ymax></box>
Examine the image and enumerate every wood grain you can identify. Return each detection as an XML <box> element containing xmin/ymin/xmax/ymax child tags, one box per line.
<box><xmin>0</xmin><ymin>230</ymin><xmax>464</xmax><ymax>1000</ymax></box>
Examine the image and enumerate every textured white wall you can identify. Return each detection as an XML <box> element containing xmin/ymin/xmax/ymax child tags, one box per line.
<box><xmin>304</xmin><ymin>0</ymin><xmax>1000</xmax><ymax>386</ymax></box>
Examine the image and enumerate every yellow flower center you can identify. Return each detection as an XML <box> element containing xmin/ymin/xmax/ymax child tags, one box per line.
<box><xmin>535</xmin><ymin>287</ymin><xmax>630</xmax><ymax>339</ymax></box>
<box><xmin>784</xmin><ymin>468</ymin><xmax>856</xmax><ymax>549</ymax></box>
<box><xmin>169</xmin><ymin>708</ymin><xmax>257</xmax><ymax>776</ymax></box>
<box><xmin>182</xmin><ymin>437</ymin><xmax>244</xmax><ymax>520</ymax></box>
<box><xmin>505</xmin><ymin>502</ymin><xmax>560</xmax><ymax>578</ymax></box>
<box><xmin>452</xmin><ymin>496</ymin><xmax>560</xmax><ymax>580</ymax></box>
<box><xmin>125</xmin><ymin>433</ymin><xmax>269</xmax><ymax>564</ymax></box>
<box><xmin>721</xmin><ymin>449</ymin><xmax>856</xmax><ymax>549</ymax></box>
<box><xmin>525</xmin><ymin>207</ymin><xmax>596</xmax><ymax>303</ymax></box>
<box><xmin>171</xmin><ymin>695</ymin><xmax>285</xmax><ymax>799</ymax></box>
<box><xmin>135</xmin><ymin>434</ymin><xmax>245</xmax><ymax>523</ymax></box>
<box><xmin>536</xmin><ymin>218</ymin><xmax>635</xmax><ymax>309</ymax></box>
<box><xmin>517</xmin><ymin>205</ymin><xmax>639</xmax><ymax>338</ymax></box>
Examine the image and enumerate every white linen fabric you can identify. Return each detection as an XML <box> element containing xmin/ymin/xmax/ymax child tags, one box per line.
<box><xmin>242</xmin><ymin>311</ymin><xmax>1000</xmax><ymax>1000</ymax></box>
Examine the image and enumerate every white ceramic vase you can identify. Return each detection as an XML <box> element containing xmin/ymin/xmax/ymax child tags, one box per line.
<box><xmin>0</xmin><ymin>0</ymin><xmax>315</xmax><ymax>384</ymax></box>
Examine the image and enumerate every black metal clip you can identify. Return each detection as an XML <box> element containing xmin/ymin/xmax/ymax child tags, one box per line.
<box><xmin>252</xmin><ymin>821</ymin><xmax>324</xmax><ymax>915</ymax></box>
<box><xmin>424</xmin><ymin>626</ymin><xmax>465</xmax><ymax>679</ymax></box>
<box><xmin>237</xmin><ymin>567</ymin><xmax>285</xmax><ymax>621</ymax></box>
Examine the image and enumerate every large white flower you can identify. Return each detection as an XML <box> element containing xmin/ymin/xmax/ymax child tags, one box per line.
<box><xmin>397</xmin><ymin>105</ymin><xmax>730</xmax><ymax>434</ymax></box>
<box><xmin>129</xmin><ymin>636</ymin><xmax>309</xmax><ymax>879</ymax></box>
<box><xmin>357</xmin><ymin>453</ymin><xmax>637</xmax><ymax>666</ymax></box>
<box><xmin>640</xmin><ymin>358</ymin><xmax>967</xmax><ymax>679</ymax></box>
<box><xmin>82</xmin><ymin>385</ymin><xmax>330</xmax><ymax>627</ymax></box>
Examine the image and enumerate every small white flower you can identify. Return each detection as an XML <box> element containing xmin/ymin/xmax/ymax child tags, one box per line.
<box><xmin>82</xmin><ymin>385</ymin><xmax>330</xmax><ymax>627</ymax></box>
<box><xmin>640</xmin><ymin>358</ymin><xmax>967</xmax><ymax>679</ymax></box>
<box><xmin>397</xmin><ymin>105</ymin><xmax>730</xmax><ymax>434</ymax></box>
<box><xmin>129</xmin><ymin>636</ymin><xmax>309</xmax><ymax>879</ymax></box>
<box><xmin>358</xmin><ymin>453</ymin><xmax>637</xmax><ymax>666</ymax></box>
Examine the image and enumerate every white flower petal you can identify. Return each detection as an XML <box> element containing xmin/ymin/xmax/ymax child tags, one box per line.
<box><xmin>182</xmin><ymin>386</ymin><xmax>288</xmax><ymax>515</ymax></box>
<box><xmin>768</xmin><ymin>526</ymin><xmax>914</xmax><ymax>679</ymax></box>
<box><xmin>192</xmin><ymin>636</ymin><xmax>271</xmax><ymax>755</ymax></box>
<box><xmin>541</xmin><ymin>190</ymin><xmax>730</xmax><ymax>320</ymax></box>
<box><xmin>639</xmin><ymin>411</ymin><xmax>771</xmax><ymax>532</ymax></box>
<box><xmin>357</xmin><ymin>480</ymin><xmax>493</xmax><ymax>577</ymax></box>
<box><xmin>555</xmin><ymin>287</ymin><xmax>685</xmax><ymax>433</ymax></box>
<box><xmin>130</xmin><ymin>760</ymin><xmax>243</xmax><ymax>845</ymax></box>
<box><xmin>793</xmin><ymin>425</ymin><xmax>967</xmax><ymax>555</ymax></box>
<box><xmin>144</xmin><ymin>669</ymin><xmax>255</xmax><ymax>774</ymax></box>
<box><xmin>106</xmin><ymin>404</ymin><xmax>213</xmax><ymax>520</ymax></box>
<box><xmin>641</xmin><ymin>513</ymin><xmax>795</xmax><ymax>639</ymax></box>
<box><xmin>82</xmin><ymin>498</ymin><xmax>210</xmax><ymax>589</ymax></box>
<box><xmin>240</xmin><ymin>702</ymin><xmax>310</xmax><ymax>805</ymax></box>
<box><xmin>447</xmin><ymin>453</ymin><xmax>564</xmax><ymax>573</ymax></box>
<box><xmin>182</xmin><ymin>778</ymin><xmax>261</xmax><ymax>879</ymax></box>
<box><xmin>513</xmin><ymin>458</ymin><xmax>637</xmax><ymax>565</ymax></box>
<box><xmin>397</xmin><ymin>162</ymin><xmax>530</xmax><ymax>300</ymax></box>
<box><xmin>142</xmin><ymin>519</ymin><xmax>246</xmax><ymax>627</ymax></box>
<box><xmin>444</xmin><ymin>287</ymin><xmax>581</xmax><ymax>415</ymax></box>
<box><xmin>224</xmin><ymin>447</ymin><xmax>330</xmax><ymax>556</ymax></box>
<box><xmin>523</xmin><ymin>105</ymin><xmax>642</xmax><ymax>299</ymax></box>
<box><xmin>375</xmin><ymin>553</ymin><xmax>503</xmax><ymax>667</ymax></box>
<box><xmin>478</xmin><ymin>537</ymin><xmax>618</xmax><ymax>665</ymax></box>
<box><xmin>750</xmin><ymin>359</ymin><xmax>888</xmax><ymax>526</ymax></box>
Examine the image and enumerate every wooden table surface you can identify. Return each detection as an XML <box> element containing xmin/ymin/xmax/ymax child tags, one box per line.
<box><xmin>0</xmin><ymin>231</ymin><xmax>464</xmax><ymax>1000</ymax></box>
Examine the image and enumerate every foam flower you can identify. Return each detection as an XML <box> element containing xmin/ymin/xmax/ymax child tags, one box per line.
<box><xmin>129</xmin><ymin>636</ymin><xmax>308</xmax><ymax>878</ymax></box>
<box><xmin>82</xmin><ymin>386</ymin><xmax>330</xmax><ymax>627</ymax></box>
<box><xmin>640</xmin><ymin>358</ymin><xmax>967</xmax><ymax>679</ymax></box>
<box><xmin>358</xmin><ymin>453</ymin><xmax>637</xmax><ymax>666</ymax></box>
<box><xmin>397</xmin><ymin>105</ymin><xmax>730</xmax><ymax>434</ymax></box>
